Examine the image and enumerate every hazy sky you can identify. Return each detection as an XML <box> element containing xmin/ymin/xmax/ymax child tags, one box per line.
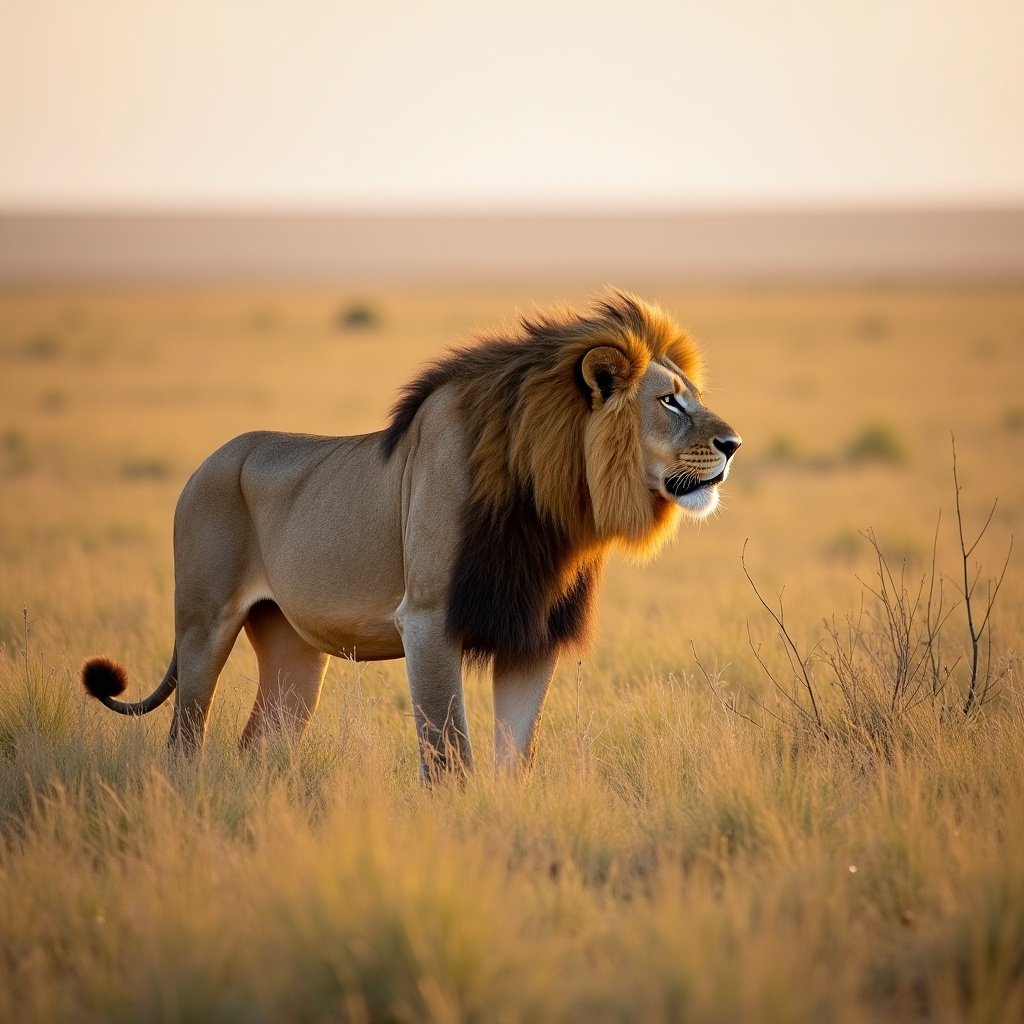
<box><xmin>2</xmin><ymin>1</ymin><xmax>1022</xmax><ymax>210</ymax></box>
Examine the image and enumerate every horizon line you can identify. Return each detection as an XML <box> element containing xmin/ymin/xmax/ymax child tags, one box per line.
<box><xmin>4</xmin><ymin>206</ymin><xmax>1023</xmax><ymax>285</ymax></box>
<box><xmin>3</xmin><ymin>200</ymin><xmax>1024</xmax><ymax>217</ymax></box>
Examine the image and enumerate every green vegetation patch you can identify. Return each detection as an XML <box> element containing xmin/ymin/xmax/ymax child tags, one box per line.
<box><xmin>118</xmin><ymin>458</ymin><xmax>175</xmax><ymax>481</ymax></box>
<box><xmin>843</xmin><ymin>422</ymin><xmax>908</xmax><ymax>465</ymax></box>
<box><xmin>25</xmin><ymin>333</ymin><xmax>63</xmax><ymax>360</ymax></box>
<box><xmin>1002</xmin><ymin>407</ymin><xmax>1024</xmax><ymax>433</ymax></box>
<box><xmin>336</xmin><ymin>301</ymin><xmax>380</xmax><ymax>331</ymax></box>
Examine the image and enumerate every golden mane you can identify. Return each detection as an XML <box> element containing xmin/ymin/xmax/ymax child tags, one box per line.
<box><xmin>383</xmin><ymin>288</ymin><xmax>701</xmax><ymax>546</ymax></box>
<box><xmin>381</xmin><ymin>289</ymin><xmax>703</xmax><ymax>666</ymax></box>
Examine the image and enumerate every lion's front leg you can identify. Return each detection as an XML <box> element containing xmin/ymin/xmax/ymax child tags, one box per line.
<box><xmin>492</xmin><ymin>653</ymin><xmax>557</xmax><ymax>773</ymax></box>
<box><xmin>397</xmin><ymin>604</ymin><xmax>472</xmax><ymax>782</ymax></box>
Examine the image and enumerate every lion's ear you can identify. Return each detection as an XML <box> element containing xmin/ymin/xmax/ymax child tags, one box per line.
<box><xmin>580</xmin><ymin>347</ymin><xmax>633</xmax><ymax>407</ymax></box>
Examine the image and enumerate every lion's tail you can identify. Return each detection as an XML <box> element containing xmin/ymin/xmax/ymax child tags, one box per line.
<box><xmin>81</xmin><ymin>652</ymin><xmax>177</xmax><ymax>716</ymax></box>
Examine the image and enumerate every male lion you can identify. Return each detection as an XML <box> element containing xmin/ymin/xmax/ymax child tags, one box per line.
<box><xmin>82</xmin><ymin>290</ymin><xmax>740</xmax><ymax>776</ymax></box>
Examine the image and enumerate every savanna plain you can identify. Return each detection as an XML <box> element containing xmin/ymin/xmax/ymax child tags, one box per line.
<box><xmin>1</xmin><ymin>283</ymin><xmax>1023</xmax><ymax>1023</ymax></box>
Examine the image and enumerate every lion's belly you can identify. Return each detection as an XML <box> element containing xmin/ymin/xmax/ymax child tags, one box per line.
<box><xmin>285</xmin><ymin>604</ymin><xmax>406</xmax><ymax>662</ymax></box>
<box><xmin>250</xmin><ymin>518</ymin><xmax>407</xmax><ymax>661</ymax></box>
<box><xmin>254</xmin><ymin>572</ymin><xmax>406</xmax><ymax>662</ymax></box>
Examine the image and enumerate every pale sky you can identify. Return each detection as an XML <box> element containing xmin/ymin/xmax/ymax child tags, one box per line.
<box><xmin>1</xmin><ymin>0</ymin><xmax>1022</xmax><ymax>210</ymax></box>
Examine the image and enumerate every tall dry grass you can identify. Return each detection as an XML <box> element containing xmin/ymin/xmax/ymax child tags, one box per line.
<box><xmin>2</xmin><ymin>638</ymin><xmax>1022</xmax><ymax>1022</ymax></box>
<box><xmin>1</xmin><ymin>285</ymin><xmax>1022</xmax><ymax>1021</ymax></box>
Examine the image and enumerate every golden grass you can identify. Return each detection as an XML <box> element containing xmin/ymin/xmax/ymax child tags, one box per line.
<box><xmin>1</xmin><ymin>284</ymin><xmax>1022</xmax><ymax>1022</ymax></box>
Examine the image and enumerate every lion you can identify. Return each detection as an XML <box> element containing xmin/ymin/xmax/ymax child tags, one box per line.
<box><xmin>81</xmin><ymin>290</ymin><xmax>741</xmax><ymax>777</ymax></box>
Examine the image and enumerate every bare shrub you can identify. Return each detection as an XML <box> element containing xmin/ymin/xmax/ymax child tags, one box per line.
<box><xmin>708</xmin><ymin>441</ymin><xmax>1013</xmax><ymax>748</ymax></box>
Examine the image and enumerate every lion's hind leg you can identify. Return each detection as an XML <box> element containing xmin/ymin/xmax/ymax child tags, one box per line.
<box><xmin>170</xmin><ymin>613</ymin><xmax>248</xmax><ymax>750</ymax></box>
<box><xmin>240</xmin><ymin>600</ymin><xmax>329</xmax><ymax>748</ymax></box>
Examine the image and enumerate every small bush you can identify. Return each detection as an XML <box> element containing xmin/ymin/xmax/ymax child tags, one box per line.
<box><xmin>763</xmin><ymin>435</ymin><xmax>835</xmax><ymax>472</ymax></box>
<box><xmin>821</xmin><ymin>530</ymin><xmax>862</xmax><ymax>563</ymax></box>
<box><xmin>39</xmin><ymin>390</ymin><xmax>69</xmax><ymax>413</ymax></box>
<box><xmin>25</xmin><ymin>334</ymin><xmax>62</xmax><ymax>359</ymax></box>
<box><xmin>336</xmin><ymin>302</ymin><xmax>379</xmax><ymax>331</ymax></box>
<box><xmin>855</xmin><ymin>313</ymin><xmax>889</xmax><ymax>341</ymax></box>
<box><xmin>844</xmin><ymin>423</ymin><xmax>907</xmax><ymax>465</ymax></box>
<box><xmin>248</xmin><ymin>307</ymin><xmax>280</xmax><ymax>333</ymax></box>
<box><xmin>766</xmin><ymin>434</ymin><xmax>800</xmax><ymax>463</ymax></box>
<box><xmin>721</xmin><ymin>449</ymin><xmax>1013</xmax><ymax>750</ymax></box>
<box><xmin>1</xmin><ymin>431</ymin><xmax>34</xmax><ymax>475</ymax></box>
<box><xmin>119</xmin><ymin>458</ymin><xmax>174</xmax><ymax>481</ymax></box>
<box><xmin>1002</xmin><ymin>407</ymin><xmax>1024</xmax><ymax>433</ymax></box>
<box><xmin>3</xmin><ymin>430</ymin><xmax>25</xmax><ymax>454</ymax></box>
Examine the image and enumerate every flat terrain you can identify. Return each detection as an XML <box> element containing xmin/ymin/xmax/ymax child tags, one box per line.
<box><xmin>1</xmin><ymin>284</ymin><xmax>1023</xmax><ymax>1021</ymax></box>
<box><xmin>4</xmin><ymin>209</ymin><xmax>1024</xmax><ymax>284</ymax></box>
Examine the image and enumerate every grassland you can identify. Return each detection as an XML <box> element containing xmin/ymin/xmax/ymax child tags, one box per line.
<box><xmin>1</xmin><ymin>284</ymin><xmax>1022</xmax><ymax>1022</ymax></box>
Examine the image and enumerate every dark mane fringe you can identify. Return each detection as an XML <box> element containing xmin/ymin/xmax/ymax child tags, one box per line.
<box><xmin>380</xmin><ymin>355</ymin><xmax>469</xmax><ymax>460</ymax></box>
<box><xmin>379</xmin><ymin>329</ymin><xmax>545</xmax><ymax>461</ymax></box>
<box><xmin>449</xmin><ymin>481</ymin><xmax>603</xmax><ymax>667</ymax></box>
<box><xmin>378</xmin><ymin>289</ymin><xmax>702</xmax><ymax>666</ymax></box>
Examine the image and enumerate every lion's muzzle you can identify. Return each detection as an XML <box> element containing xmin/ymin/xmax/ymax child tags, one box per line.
<box><xmin>662</xmin><ymin>433</ymin><xmax>741</xmax><ymax>517</ymax></box>
<box><xmin>665</xmin><ymin>467</ymin><xmax>727</xmax><ymax>498</ymax></box>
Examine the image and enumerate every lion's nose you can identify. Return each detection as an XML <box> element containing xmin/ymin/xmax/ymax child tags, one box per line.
<box><xmin>713</xmin><ymin>436</ymin><xmax>742</xmax><ymax>460</ymax></box>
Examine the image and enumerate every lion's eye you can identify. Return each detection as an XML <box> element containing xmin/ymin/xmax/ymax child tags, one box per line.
<box><xmin>660</xmin><ymin>395</ymin><xmax>683</xmax><ymax>416</ymax></box>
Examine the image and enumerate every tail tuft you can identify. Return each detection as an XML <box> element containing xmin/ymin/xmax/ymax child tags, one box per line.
<box><xmin>82</xmin><ymin>657</ymin><xmax>129</xmax><ymax>699</ymax></box>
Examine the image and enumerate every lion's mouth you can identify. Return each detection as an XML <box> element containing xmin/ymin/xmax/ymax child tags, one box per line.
<box><xmin>664</xmin><ymin>469</ymin><xmax>725</xmax><ymax>498</ymax></box>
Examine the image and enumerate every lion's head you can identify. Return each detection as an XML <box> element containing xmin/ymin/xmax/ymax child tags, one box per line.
<box><xmin>574</xmin><ymin>310</ymin><xmax>741</xmax><ymax>550</ymax></box>
<box><xmin>382</xmin><ymin>289</ymin><xmax>740</xmax><ymax>664</ymax></box>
